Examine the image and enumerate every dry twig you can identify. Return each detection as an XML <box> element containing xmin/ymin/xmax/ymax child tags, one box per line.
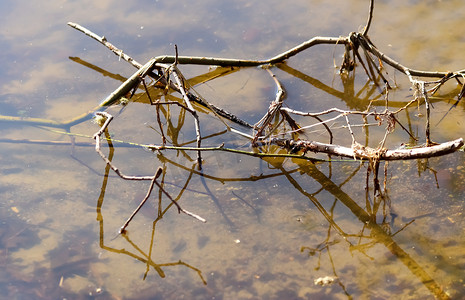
<box><xmin>93</xmin><ymin>111</ymin><xmax>206</xmax><ymax>231</ymax></box>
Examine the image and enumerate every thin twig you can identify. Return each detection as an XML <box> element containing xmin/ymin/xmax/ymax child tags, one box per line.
<box><xmin>92</xmin><ymin>111</ymin><xmax>206</xmax><ymax>226</ymax></box>
<box><xmin>68</xmin><ymin>22</ymin><xmax>252</xmax><ymax>128</ymax></box>
<box><xmin>171</xmin><ymin>66</ymin><xmax>203</xmax><ymax>168</ymax></box>
<box><xmin>362</xmin><ymin>0</ymin><xmax>375</xmax><ymax>36</ymax></box>
<box><xmin>93</xmin><ymin>112</ymin><xmax>155</xmax><ymax>180</ymax></box>
<box><xmin>345</xmin><ymin>114</ymin><xmax>357</xmax><ymax>146</ymax></box>
<box><xmin>153</xmin><ymin>37</ymin><xmax>349</xmax><ymax>67</ymax></box>
<box><xmin>253</xmin><ymin>68</ymin><xmax>287</xmax><ymax>143</ymax></box>
<box><xmin>67</xmin><ymin>22</ymin><xmax>143</xmax><ymax>69</ymax></box>
<box><xmin>154</xmin><ymin>179</ymin><xmax>206</xmax><ymax>222</ymax></box>
<box><xmin>119</xmin><ymin>168</ymin><xmax>162</xmax><ymax>234</ymax></box>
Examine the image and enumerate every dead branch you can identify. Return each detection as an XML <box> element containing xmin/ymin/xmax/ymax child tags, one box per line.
<box><xmin>253</xmin><ymin>68</ymin><xmax>287</xmax><ymax>143</ymax></box>
<box><xmin>169</xmin><ymin>64</ymin><xmax>203</xmax><ymax>168</ymax></box>
<box><xmin>61</xmin><ymin>0</ymin><xmax>465</xmax><ymax>241</ymax></box>
<box><xmin>68</xmin><ymin>20</ymin><xmax>464</xmax><ymax>82</ymax></box>
<box><xmin>67</xmin><ymin>19</ymin><xmax>465</xmax><ymax>152</ymax></box>
<box><xmin>67</xmin><ymin>22</ymin><xmax>253</xmax><ymax>129</ymax></box>
<box><xmin>119</xmin><ymin>169</ymin><xmax>162</xmax><ymax>233</ymax></box>
<box><xmin>271</xmin><ymin>138</ymin><xmax>463</xmax><ymax>161</ymax></box>
<box><xmin>55</xmin><ymin>3</ymin><xmax>464</xmax><ymax>296</ymax></box>
<box><xmin>99</xmin><ymin>58</ymin><xmax>157</xmax><ymax>107</ymax></box>
<box><xmin>68</xmin><ymin>22</ymin><xmax>143</xmax><ymax>69</ymax></box>
<box><xmin>153</xmin><ymin>36</ymin><xmax>349</xmax><ymax>67</ymax></box>
<box><xmin>362</xmin><ymin>0</ymin><xmax>375</xmax><ymax>36</ymax></box>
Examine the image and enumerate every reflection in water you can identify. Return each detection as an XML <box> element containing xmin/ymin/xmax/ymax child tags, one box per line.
<box><xmin>96</xmin><ymin>131</ymin><xmax>207</xmax><ymax>285</ymax></box>
<box><xmin>92</xmin><ymin>126</ymin><xmax>453</xmax><ymax>298</ymax></box>
<box><xmin>1</xmin><ymin>51</ymin><xmax>462</xmax><ymax>298</ymax></box>
<box><xmin>289</xmin><ymin>161</ymin><xmax>448</xmax><ymax>299</ymax></box>
<box><xmin>89</xmin><ymin>79</ymin><xmax>453</xmax><ymax>297</ymax></box>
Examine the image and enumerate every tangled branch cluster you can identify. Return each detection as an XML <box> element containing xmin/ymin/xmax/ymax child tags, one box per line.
<box><xmin>65</xmin><ymin>0</ymin><xmax>464</xmax><ymax>229</ymax></box>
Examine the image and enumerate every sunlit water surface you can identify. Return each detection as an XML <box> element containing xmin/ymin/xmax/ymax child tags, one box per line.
<box><xmin>1</xmin><ymin>0</ymin><xmax>465</xmax><ymax>299</ymax></box>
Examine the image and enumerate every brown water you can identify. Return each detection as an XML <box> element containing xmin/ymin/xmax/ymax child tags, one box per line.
<box><xmin>1</xmin><ymin>0</ymin><xmax>465</xmax><ymax>299</ymax></box>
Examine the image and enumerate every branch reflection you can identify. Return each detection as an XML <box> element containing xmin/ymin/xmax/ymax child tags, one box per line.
<box><xmin>79</xmin><ymin>55</ymin><xmax>452</xmax><ymax>299</ymax></box>
<box><xmin>275</xmin><ymin>158</ymin><xmax>449</xmax><ymax>299</ymax></box>
<box><xmin>96</xmin><ymin>129</ymin><xmax>207</xmax><ymax>285</ymax></box>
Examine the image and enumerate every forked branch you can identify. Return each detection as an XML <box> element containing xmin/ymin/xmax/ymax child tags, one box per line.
<box><xmin>93</xmin><ymin>111</ymin><xmax>206</xmax><ymax>231</ymax></box>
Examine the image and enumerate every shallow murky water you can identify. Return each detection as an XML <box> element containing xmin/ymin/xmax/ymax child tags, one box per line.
<box><xmin>1</xmin><ymin>0</ymin><xmax>465</xmax><ymax>299</ymax></box>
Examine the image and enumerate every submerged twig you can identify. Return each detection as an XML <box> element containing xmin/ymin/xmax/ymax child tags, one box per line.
<box><xmin>93</xmin><ymin>111</ymin><xmax>206</xmax><ymax>228</ymax></box>
<box><xmin>119</xmin><ymin>169</ymin><xmax>162</xmax><ymax>234</ymax></box>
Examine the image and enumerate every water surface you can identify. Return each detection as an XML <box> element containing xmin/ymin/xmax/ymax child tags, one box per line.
<box><xmin>1</xmin><ymin>0</ymin><xmax>465</xmax><ymax>299</ymax></box>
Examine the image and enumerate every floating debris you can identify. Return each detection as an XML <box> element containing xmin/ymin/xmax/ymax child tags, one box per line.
<box><xmin>314</xmin><ymin>276</ymin><xmax>336</xmax><ymax>286</ymax></box>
